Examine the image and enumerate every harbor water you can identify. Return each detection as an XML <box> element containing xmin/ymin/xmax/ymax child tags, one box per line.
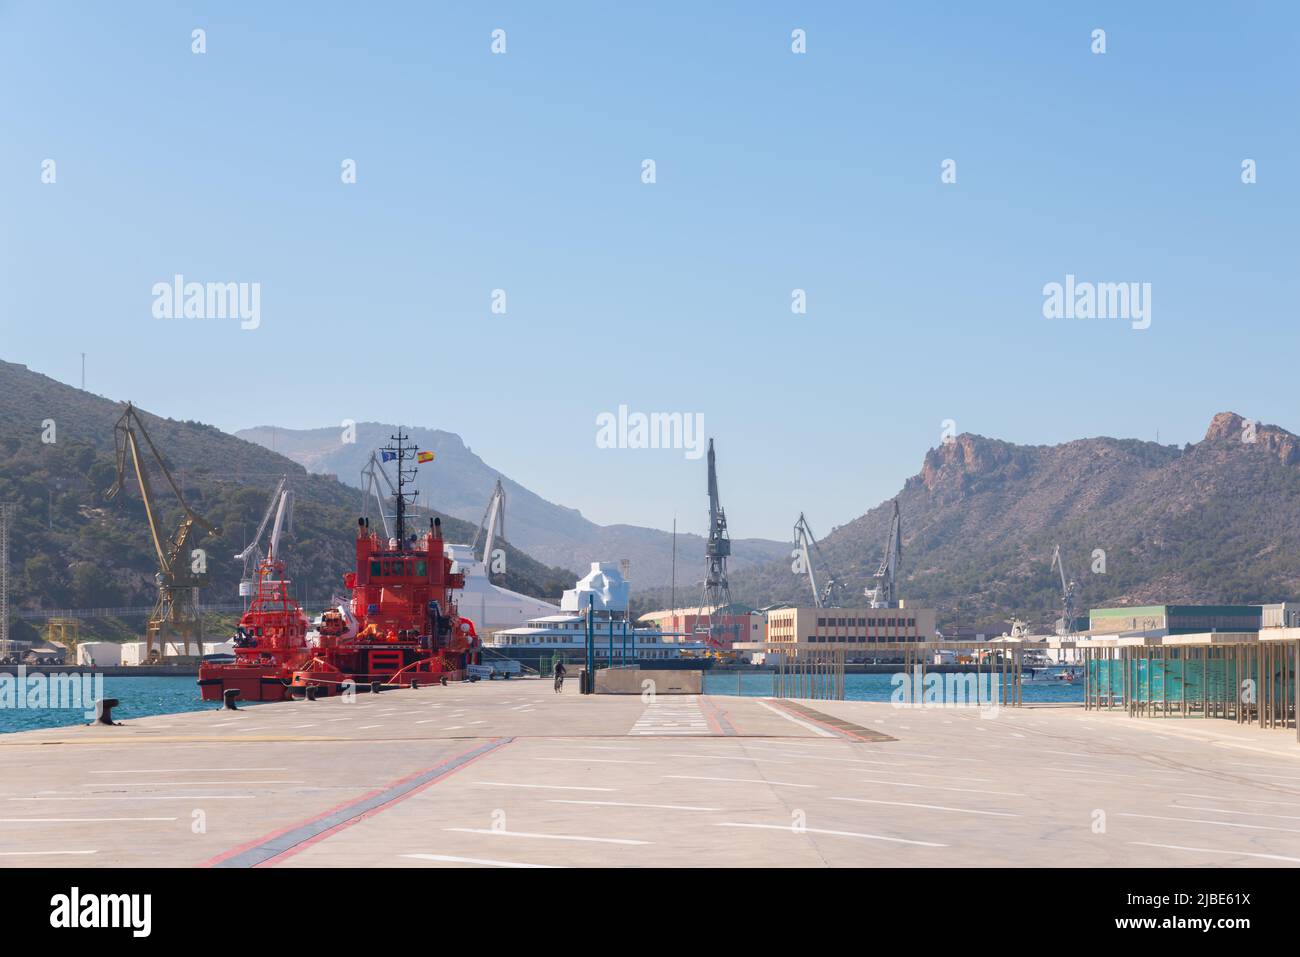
<box><xmin>704</xmin><ymin>671</ymin><xmax>1085</xmax><ymax>704</ymax></box>
<box><xmin>0</xmin><ymin>676</ymin><xmax>252</xmax><ymax>734</ymax></box>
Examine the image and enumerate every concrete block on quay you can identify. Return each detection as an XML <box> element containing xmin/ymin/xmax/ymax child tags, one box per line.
<box><xmin>595</xmin><ymin>667</ymin><xmax>702</xmax><ymax>694</ymax></box>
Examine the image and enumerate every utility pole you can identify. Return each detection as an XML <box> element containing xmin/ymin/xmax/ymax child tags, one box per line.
<box><xmin>670</xmin><ymin>520</ymin><xmax>681</xmax><ymax>616</ymax></box>
<box><xmin>0</xmin><ymin>503</ymin><xmax>11</xmax><ymax>649</ymax></box>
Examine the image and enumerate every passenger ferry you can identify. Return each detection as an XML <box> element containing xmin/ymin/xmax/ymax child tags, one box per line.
<box><xmin>484</xmin><ymin>562</ymin><xmax>709</xmax><ymax>671</ymax></box>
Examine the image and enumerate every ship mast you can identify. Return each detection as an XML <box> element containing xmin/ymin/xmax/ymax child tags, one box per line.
<box><xmin>382</xmin><ymin>429</ymin><xmax>421</xmax><ymax>546</ymax></box>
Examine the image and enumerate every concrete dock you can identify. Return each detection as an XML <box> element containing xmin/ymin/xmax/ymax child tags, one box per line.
<box><xmin>2</xmin><ymin>679</ymin><xmax>1300</xmax><ymax>867</ymax></box>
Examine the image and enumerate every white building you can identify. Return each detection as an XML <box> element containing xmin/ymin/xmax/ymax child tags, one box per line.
<box><xmin>76</xmin><ymin>641</ymin><xmax>122</xmax><ymax>667</ymax></box>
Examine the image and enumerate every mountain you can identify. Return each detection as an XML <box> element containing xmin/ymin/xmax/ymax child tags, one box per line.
<box><xmin>235</xmin><ymin>423</ymin><xmax>789</xmax><ymax>587</ymax></box>
<box><xmin>727</xmin><ymin>413</ymin><xmax>1300</xmax><ymax>633</ymax></box>
<box><xmin>0</xmin><ymin>360</ymin><xmax>577</xmax><ymax>642</ymax></box>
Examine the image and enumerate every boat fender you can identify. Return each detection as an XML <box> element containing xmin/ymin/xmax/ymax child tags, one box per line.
<box><xmin>223</xmin><ymin>689</ymin><xmax>241</xmax><ymax>710</ymax></box>
<box><xmin>371</xmin><ymin>681</ymin><xmax>382</xmax><ymax>695</ymax></box>
<box><xmin>440</xmin><ymin>676</ymin><xmax>448</xmax><ymax>687</ymax></box>
<box><xmin>93</xmin><ymin>698</ymin><xmax>121</xmax><ymax>726</ymax></box>
<box><xmin>305</xmin><ymin>686</ymin><xmax>318</xmax><ymax>701</ymax></box>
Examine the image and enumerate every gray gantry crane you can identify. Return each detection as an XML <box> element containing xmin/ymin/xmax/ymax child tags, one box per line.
<box><xmin>697</xmin><ymin>439</ymin><xmax>735</xmax><ymax>652</ymax></box>
<box><xmin>792</xmin><ymin>512</ymin><xmax>840</xmax><ymax>608</ymax></box>
<box><xmin>1051</xmin><ymin>544</ymin><xmax>1078</xmax><ymax>636</ymax></box>
<box><xmin>360</xmin><ymin>450</ymin><xmax>399</xmax><ymax>540</ymax></box>
<box><xmin>864</xmin><ymin>499</ymin><xmax>902</xmax><ymax>608</ymax></box>
<box><xmin>234</xmin><ymin>475</ymin><xmax>294</xmax><ymax>604</ymax></box>
<box><xmin>471</xmin><ymin>479</ymin><xmax>507</xmax><ymax>579</ymax></box>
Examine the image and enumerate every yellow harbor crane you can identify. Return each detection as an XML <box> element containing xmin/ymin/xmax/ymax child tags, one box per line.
<box><xmin>107</xmin><ymin>403</ymin><xmax>222</xmax><ymax>663</ymax></box>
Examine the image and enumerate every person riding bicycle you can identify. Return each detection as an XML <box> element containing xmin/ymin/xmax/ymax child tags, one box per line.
<box><xmin>553</xmin><ymin>660</ymin><xmax>567</xmax><ymax>692</ymax></box>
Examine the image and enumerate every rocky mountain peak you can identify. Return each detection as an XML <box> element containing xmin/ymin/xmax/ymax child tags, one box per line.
<box><xmin>1200</xmin><ymin>411</ymin><xmax>1300</xmax><ymax>465</ymax></box>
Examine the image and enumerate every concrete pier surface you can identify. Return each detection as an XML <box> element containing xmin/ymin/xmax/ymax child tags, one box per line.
<box><xmin>2</xmin><ymin>679</ymin><xmax>1299</xmax><ymax>868</ymax></box>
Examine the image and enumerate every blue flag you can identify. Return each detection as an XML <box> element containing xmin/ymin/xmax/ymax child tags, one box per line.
<box><xmin>381</xmin><ymin>450</ymin><xmax>398</xmax><ymax>462</ymax></box>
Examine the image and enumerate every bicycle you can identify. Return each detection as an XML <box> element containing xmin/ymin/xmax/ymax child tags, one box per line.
<box><xmin>553</xmin><ymin>672</ymin><xmax>565</xmax><ymax>693</ymax></box>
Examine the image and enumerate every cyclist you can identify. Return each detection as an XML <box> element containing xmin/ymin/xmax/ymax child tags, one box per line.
<box><xmin>553</xmin><ymin>660</ymin><xmax>567</xmax><ymax>693</ymax></box>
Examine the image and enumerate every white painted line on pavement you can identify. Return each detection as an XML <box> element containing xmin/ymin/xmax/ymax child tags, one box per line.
<box><xmin>859</xmin><ymin>778</ymin><xmax>1024</xmax><ymax>797</ymax></box>
<box><xmin>445</xmin><ymin>828</ymin><xmax>649</xmax><ymax>845</ymax></box>
<box><xmin>549</xmin><ymin>800</ymin><xmax>722</xmax><ymax>812</ymax></box>
<box><xmin>1172</xmin><ymin>804</ymin><xmax>1300</xmax><ymax>821</ymax></box>
<box><xmin>665</xmin><ymin>774</ymin><xmax>814</xmax><ymax>789</ymax></box>
<box><xmin>89</xmin><ymin>768</ymin><xmax>286</xmax><ymax>774</ymax></box>
<box><xmin>1128</xmin><ymin>841</ymin><xmax>1300</xmax><ymax>864</ymax></box>
<box><xmin>1119</xmin><ymin>811</ymin><xmax>1300</xmax><ymax>834</ymax></box>
<box><xmin>473</xmin><ymin>782</ymin><xmax>617</xmax><ymax>792</ymax></box>
<box><xmin>403</xmin><ymin>853</ymin><xmax>559</xmax><ymax>868</ymax></box>
<box><xmin>715</xmin><ymin>822</ymin><xmax>946</xmax><ymax>848</ymax></box>
<box><xmin>832</xmin><ymin>797</ymin><xmax>1018</xmax><ymax>817</ymax></box>
<box><xmin>536</xmin><ymin>758</ymin><xmax>654</xmax><ymax>765</ymax></box>
<box><xmin>0</xmin><ymin>817</ymin><xmax>177</xmax><ymax>823</ymax></box>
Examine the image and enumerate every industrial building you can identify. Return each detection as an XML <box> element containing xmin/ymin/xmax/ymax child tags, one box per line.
<box><xmin>637</xmin><ymin>605</ymin><xmax>764</xmax><ymax>650</ymax></box>
<box><xmin>762</xmin><ymin>603</ymin><xmax>937</xmax><ymax>661</ymax></box>
<box><xmin>1086</xmin><ymin>604</ymin><xmax>1263</xmax><ymax>636</ymax></box>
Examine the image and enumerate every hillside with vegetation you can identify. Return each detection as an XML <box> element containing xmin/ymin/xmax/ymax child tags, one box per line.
<box><xmin>0</xmin><ymin>360</ymin><xmax>576</xmax><ymax>643</ymax></box>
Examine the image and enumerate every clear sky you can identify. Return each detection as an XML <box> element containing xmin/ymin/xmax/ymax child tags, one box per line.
<box><xmin>2</xmin><ymin>2</ymin><xmax>1296</xmax><ymax>541</ymax></box>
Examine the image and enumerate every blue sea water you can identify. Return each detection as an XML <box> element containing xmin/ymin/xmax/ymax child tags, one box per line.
<box><xmin>0</xmin><ymin>675</ymin><xmax>249</xmax><ymax>734</ymax></box>
<box><xmin>704</xmin><ymin>671</ymin><xmax>1084</xmax><ymax>704</ymax></box>
<box><xmin>0</xmin><ymin>670</ymin><xmax>1083</xmax><ymax>734</ymax></box>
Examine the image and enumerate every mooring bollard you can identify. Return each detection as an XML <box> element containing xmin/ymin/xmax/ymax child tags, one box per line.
<box><xmin>305</xmin><ymin>686</ymin><xmax>318</xmax><ymax>701</ymax></box>
<box><xmin>94</xmin><ymin>698</ymin><xmax>120</xmax><ymax>726</ymax></box>
<box><xmin>410</xmin><ymin>680</ymin><xmax>420</xmax><ymax>690</ymax></box>
<box><xmin>223</xmin><ymin>689</ymin><xmax>241</xmax><ymax>710</ymax></box>
<box><xmin>440</xmin><ymin>676</ymin><xmax>448</xmax><ymax>687</ymax></box>
<box><xmin>371</xmin><ymin>680</ymin><xmax>382</xmax><ymax>695</ymax></box>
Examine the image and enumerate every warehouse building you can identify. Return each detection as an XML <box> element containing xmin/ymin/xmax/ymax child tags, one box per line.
<box><xmin>762</xmin><ymin>603</ymin><xmax>937</xmax><ymax>662</ymax></box>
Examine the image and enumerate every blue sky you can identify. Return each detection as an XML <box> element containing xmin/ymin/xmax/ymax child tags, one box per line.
<box><xmin>2</xmin><ymin>2</ymin><xmax>1296</xmax><ymax>541</ymax></box>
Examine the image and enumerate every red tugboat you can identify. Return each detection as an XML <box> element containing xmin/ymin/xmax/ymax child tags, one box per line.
<box><xmin>198</xmin><ymin>430</ymin><xmax>480</xmax><ymax>702</ymax></box>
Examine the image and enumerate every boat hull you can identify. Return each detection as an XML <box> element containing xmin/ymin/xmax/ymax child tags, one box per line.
<box><xmin>198</xmin><ymin>664</ymin><xmax>295</xmax><ymax>703</ymax></box>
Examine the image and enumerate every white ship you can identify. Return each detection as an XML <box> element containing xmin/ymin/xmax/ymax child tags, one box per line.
<box><xmin>444</xmin><ymin>542</ymin><xmax>560</xmax><ymax>631</ymax></box>
<box><xmin>486</xmin><ymin>562</ymin><xmax>708</xmax><ymax>668</ymax></box>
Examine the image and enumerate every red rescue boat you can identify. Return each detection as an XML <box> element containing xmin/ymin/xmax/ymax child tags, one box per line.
<box><xmin>198</xmin><ymin>431</ymin><xmax>479</xmax><ymax>702</ymax></box>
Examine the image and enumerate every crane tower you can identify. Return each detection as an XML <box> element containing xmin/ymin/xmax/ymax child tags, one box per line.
<box><xmin>107</xmin><ymin>403</ymin><xmax>222</xmax><ymax>661</ymax></box>
<box><xmin>697</xmin><ymin>439</ymin><xmax>735</xmax><ymax>650</ymax></box>
<box><xmin>865</xmin><ymin>499</ymin><xmax>902</xmax><ymax>608</ymax></box>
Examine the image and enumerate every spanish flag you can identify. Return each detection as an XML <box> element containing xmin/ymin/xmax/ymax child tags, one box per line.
<box><xmin>417</xmin><ymin>451</ymin><xmax>435</xmax><ymax>463</ymax></box>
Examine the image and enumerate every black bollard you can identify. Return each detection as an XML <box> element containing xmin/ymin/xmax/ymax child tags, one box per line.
<box><xmin>223</xmin><ymin>689</ymin><xmax>241</xmax><ymax>710</ymax></box>
<box><xmin>440</xmin><ymin>676</ymin><xmax>448</xmax><ymax>687</ymax></box>
<box><xmin>410</xmin><ymin>680</ymin><xmax>419</xmax><ymax>690</ymax></box>
<box><xmin>305</xmin><ymin>686</ymin><xmax>318</xmax><ymax>701</ymax></box>
<box><xmin>371</xmin><ymin>681</ymin><xmax>382</xmax><ymax>695</ymax></box>
<box><xmin>94</xmin><ymin>698</ymin><xmax>120</xmax><ymax>726</ymax></box>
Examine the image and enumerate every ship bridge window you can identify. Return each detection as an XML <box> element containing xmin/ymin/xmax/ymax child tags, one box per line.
<box><xmin>371</xmin><ymin>560</ymin><xmax>382</xmax><ymax>577</ymax></box>
<box><xmin>415</xmin><ymin>560</ymin><xmax>428</xmax><ymax>577</ymax></box>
